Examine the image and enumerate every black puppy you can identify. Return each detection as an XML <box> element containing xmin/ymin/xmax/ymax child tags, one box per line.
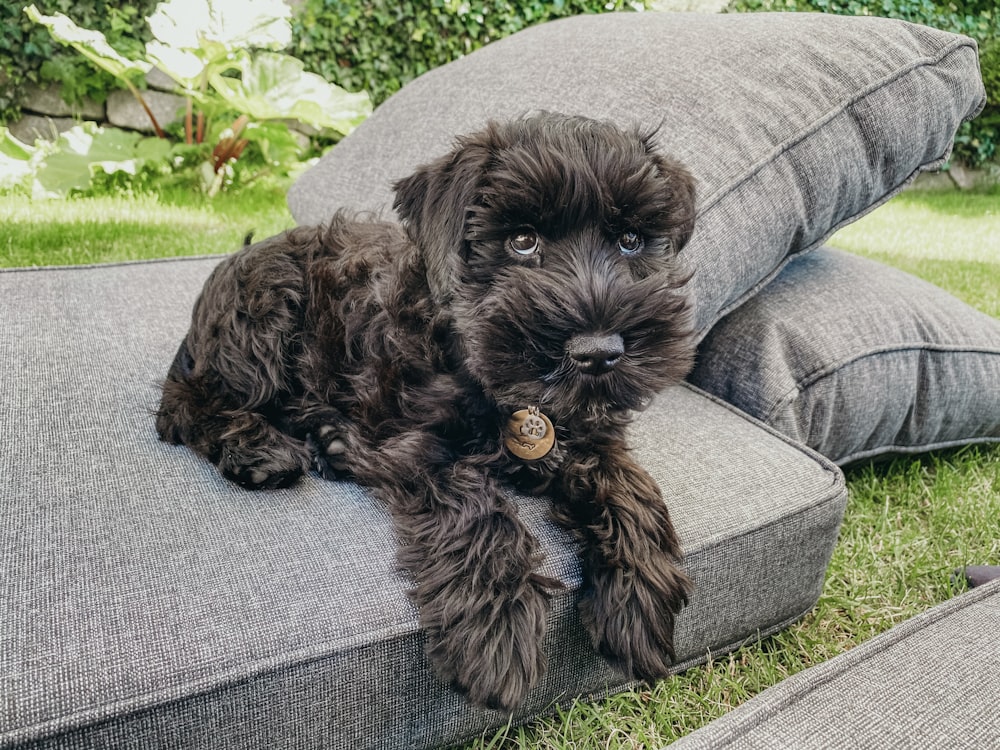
<box><xmin>157</xmin><ymin>113</ymin><xmax>697</xmax><ymax>711</ymax></box>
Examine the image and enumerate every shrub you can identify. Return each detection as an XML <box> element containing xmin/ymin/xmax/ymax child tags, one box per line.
<box><xmin>725</xmin><ymin>0</ymin><xmax>1000</xmax><ymax>165</ymax></box>
<box><xmin>16</xmin><ymin>1</ymin><xmax>371</xmax><ymax>197</ymax></box>
<box><xmin>290</xmin><ymin>0</ymin><xmax>647</xmax><ymax>107</ymax></box>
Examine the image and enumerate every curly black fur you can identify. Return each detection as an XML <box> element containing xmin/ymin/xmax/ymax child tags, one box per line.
<box><xmin>157</xmin><ymin>113</ymin><xmax>697</xmax><ymax>711</ymax></box>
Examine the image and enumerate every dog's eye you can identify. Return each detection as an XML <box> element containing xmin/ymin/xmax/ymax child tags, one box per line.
<box><xmin>508</xmin><ymin>229</ymin><xmax>539</xmax><ymax>256</ymax></box>
<box><xmin>618</xmin><ymin>231</ymin><xmax>644</xmax><ymax>256</ymax></box>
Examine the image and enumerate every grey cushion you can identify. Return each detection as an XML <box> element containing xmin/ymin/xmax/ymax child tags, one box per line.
<box><xmin>287</xmin><ymin>11</ymin><xmax>985</xmax><ymax>342</ymax></box>
<box><xmin>0</xmin><ymin>258</ymin><xmax>846</xmax><ymax>749</ymax></box>
<box><xmin>670</xmin><ymin>577</ymin><xmax>1000</xmax><ymax>749</ymax></box>
<box><xmin>690</xmin><ymin>247</ymin><xmax>1000</xmax><ymax>465</ymax></box>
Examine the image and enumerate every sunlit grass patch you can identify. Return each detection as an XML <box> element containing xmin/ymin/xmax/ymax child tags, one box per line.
<box><xmin>0</xmin><ymin>182</ymin><xmax>296</xmax><ymax>267</ymax></box>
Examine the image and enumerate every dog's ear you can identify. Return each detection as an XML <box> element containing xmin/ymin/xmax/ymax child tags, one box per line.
<box><xmin>393</xmin><ymin>133</ymin><xmax>494</xmax><ymax>304</ymax></box>
<box><xmin>637</xmin><ymin>128</ymin><xmax>698</xmax><ymax>254</ymax></box>
<box><xmin>661</xmin><ymin>158</ymin><xmax>697</xmax><ymax>253</ymax></box>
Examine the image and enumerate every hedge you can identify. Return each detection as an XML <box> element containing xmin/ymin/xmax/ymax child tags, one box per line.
<box><xmin>289</xmin><ymin>1</ymin><xmax>647</xmax><ymax>107</ymax></box>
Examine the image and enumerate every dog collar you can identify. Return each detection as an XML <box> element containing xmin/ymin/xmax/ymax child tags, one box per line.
<box><xmin>505</xmin><ymin>406</ymin><xmax>555</xmax><ymax>461</ymax></box>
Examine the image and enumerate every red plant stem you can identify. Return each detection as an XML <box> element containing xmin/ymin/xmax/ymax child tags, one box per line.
<box><xmin>195</xmin><ymin>71</ymin><xmax>208</xmax><ymax>145</ymax></box>
<box><xmin>124</xmin><ymin>79</ymin><xmax>166</xmax><ymax>139</ymax></box>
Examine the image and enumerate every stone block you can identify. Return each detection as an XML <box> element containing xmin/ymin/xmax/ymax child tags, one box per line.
<box><xmin>8</xmin><ymin>114</ymin><xmax>78</xmax><ymax>144</ymax></box>
<box><xmin>21</xmin><ymin>83</ymin><xmax>105</xmax><ymax>120</ymax></box>
<box><xmin>106</xmin><ymin>89</ymin><xmax>185</xmax><ymax>132</ymax></box>
<box><xmin>146</xmin><ymin>68</ymin><xmax>179</xmax><ymax>93</ymax></box>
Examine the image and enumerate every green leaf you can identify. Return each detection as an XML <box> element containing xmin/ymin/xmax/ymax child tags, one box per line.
<box><xmin>147</xmin><ymin>0</ymin><xmax>293</xmax><ymax>51</ymax></box>
<box><xmin>1</xmin><ymin>127</ymin><xmax>37</xmax><ymax>160</ymax></box>
<box><xmin>240</xmin><ymin>120</ymin><xmax>302</xmax><ymax>169</ymax></box>
<box><xmin>24</xmin><ymin>5</ymin><xmax>151</xmax><ymax>83</ymax></box>
<box><xmin>0</xmin><ymin>127</ymin><xmax>42</xmax><ymax>192</ymax></box>
<box><xmin>144</xmin><ymin>41</ymin><xmax>206</xmax><ymax>89</ymax></box>
<box><xmin>209</xmin><ymin>52</ymin><xmax>372</xmax><ymax>135</ymax></box>
<box><xmin>34</xmin><ymin>124</ymin><xmax>169</xmax><ymax>195</ymax></box>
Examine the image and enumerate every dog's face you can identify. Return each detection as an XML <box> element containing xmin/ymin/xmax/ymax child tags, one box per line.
<box><xmin>394</xmin><ymin>114</ymin><xmax>697</xmax><ymax>422</ymax></box>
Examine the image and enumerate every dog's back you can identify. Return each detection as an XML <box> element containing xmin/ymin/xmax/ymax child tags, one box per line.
<box><xmin>155</xmin><ymin>218</ymin><xmax>424</xmax><ymax>487</ymax></box>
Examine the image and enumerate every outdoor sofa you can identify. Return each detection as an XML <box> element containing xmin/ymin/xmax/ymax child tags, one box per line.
<box><xmin>2</xmin><ymin>11</ymin><xmax>998</xmax><ymax>749</ymax></box>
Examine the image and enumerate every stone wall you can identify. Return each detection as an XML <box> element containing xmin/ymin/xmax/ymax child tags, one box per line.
<box><xmin>8</xmin><ymin>69</ymin><xmax>188</xmax><ymax>145</ymax></box>
<box><xmin>6</xmin><ymin>66</ymin><xmax>317</xmax><ymax>148</ymax></box>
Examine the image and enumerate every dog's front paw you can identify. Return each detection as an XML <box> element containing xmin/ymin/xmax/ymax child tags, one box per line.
<box><xmin>581</xmin><ymin>559</ymin><xmax>690</xmax><ymax>681</ymax></box>
<box><xmin>423</xmin><ymin>571</ymin><xmax>552</xmax><ymax>712</ymax></box>
<box><xmin>218</xmin><ymin>444</ymin><xmax>308</xmax><ymax>490</ymax></box>
<box><xmin>215</xmin><ymin>415</ymin><xmax>311</xmax><ymax>490</ymax></box>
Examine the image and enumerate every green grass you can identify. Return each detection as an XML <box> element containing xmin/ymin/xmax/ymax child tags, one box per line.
<box><xmin>831</xmin><ymin>186</ymin><xmax>1000</xmax><ymax>317</ymax></box>
<box><xmin>2</xmin><ymin>182</ymin><xmax>996</xmax><ymax>748</ymax></box>
<box><xmin>0</xmin><ymin>182</ymin><xmax>296</xmax><ymax>267</ymax></box>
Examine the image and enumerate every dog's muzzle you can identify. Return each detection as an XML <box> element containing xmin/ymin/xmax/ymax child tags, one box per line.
<box><xmin>566</xmin><ymin>333</ymin><xmax>624</xmax><ymax>375</ymax></box>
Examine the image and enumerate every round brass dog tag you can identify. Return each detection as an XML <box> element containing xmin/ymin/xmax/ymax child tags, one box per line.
<box><xmin>505</xmin><ymin>407</ymin><xmax>555</xmax><ymax>461</ymax></box>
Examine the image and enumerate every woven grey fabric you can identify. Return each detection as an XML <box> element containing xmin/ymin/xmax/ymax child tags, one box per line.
<box><xmin>286</xmin><ymin>11</ymin><xmax>985</xmax><ymax>342</ymax></box>
<box><xmin>690</xmin><ymin>247</ymin><xmax>1000</xmax><ymax>465</ymax></box>
<box><xmin>670</xmin><ymin>578</ymin><xmax>1000</xmax><ymax>749</ymax></box>
<box><xmin>0</xmin><ymin>258</ymin><xmax>845</xmax><ymax>749</ymax></box>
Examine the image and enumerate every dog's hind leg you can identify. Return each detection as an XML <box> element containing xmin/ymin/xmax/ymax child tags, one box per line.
<box><xmin>351</xmin><ymin>429</ymin><xmax>555</xmax><ymax>712</ymax></box>
<box><xmin>553</xmin><ymin>438</ymin><xmax>691</xmax><ymax>683</ymax></box>
<box><xmin>284</xmin><ymin>401</ymin><xmax>354</xmax><ymax>481</ymax></box>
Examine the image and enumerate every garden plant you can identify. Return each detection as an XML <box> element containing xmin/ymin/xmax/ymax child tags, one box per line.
<box><xmin>5</xmin><ymin>0</ymin><xmax>371</xmax><ymax>196</ymax></box>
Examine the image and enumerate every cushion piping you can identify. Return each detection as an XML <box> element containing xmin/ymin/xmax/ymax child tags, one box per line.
<box><xmin>696</xmin><ymin>36</ymin><xmax>983</xmax><ymax>214</ymax></box>
<box><xmin>762</xmin><ymin>345</ymin><xmax>1000</xmax><ymax>427</ymax></box>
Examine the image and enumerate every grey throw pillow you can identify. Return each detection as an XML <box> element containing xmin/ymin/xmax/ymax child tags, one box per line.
<box><xmin>689</xmin><ymin>247</ymin><xmax>1000</xmax><ymax>465</ymax></box>
<box><xmin>287</xmin><ymin>11</ymin><xmax>985</xmax><ymax>341</ymax></box>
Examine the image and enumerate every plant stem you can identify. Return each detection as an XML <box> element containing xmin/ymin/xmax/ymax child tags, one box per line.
<box><xmin>196</xmin><ymin>70</ymin><xmax>208</xmax><ymax>145</ymax></box>
<box><xmin>123</xmin><ymin>78</ymin><xmax>166</xmax><ymax>139</ymax></box>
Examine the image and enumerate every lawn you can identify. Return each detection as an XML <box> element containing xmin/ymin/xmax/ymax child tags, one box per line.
<box><xmin>0</xmin><ymin>181</ymin><xmax>296</xmax><ymax>267</ymax></box>
<box><xmin>1</xmin><ymin>182</ymin><xmax>997</xmax><ymax>748</ymax></box>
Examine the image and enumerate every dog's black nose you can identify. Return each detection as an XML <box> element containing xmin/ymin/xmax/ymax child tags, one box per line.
<box><xmin>566</xmin><ymin>333</ymin><xmax>625</xmax><ymax>375</ymax></box>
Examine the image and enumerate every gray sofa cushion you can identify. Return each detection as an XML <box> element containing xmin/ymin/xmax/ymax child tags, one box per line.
<box><xmin>0</xmin><ymin>258</ymin><xmax>845</xmax><ymax>749</ymax></box>
<box><xmin>670</xmin><ymin>577</ymin><xmax>1000</xmax><ymax>749</ymax></box>
<box><xmin>690</xmin><ymin>247</ymin><xmax>1000</xmax><ymax>465</ymax></box>
<box><xmin>287</xmin><ymin>11</ymin><xmax>985</xmax><ymax>342</ymax></box>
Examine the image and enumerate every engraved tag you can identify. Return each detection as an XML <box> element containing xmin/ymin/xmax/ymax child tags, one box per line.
<box><xmin>505</xmin><ymin>406</ymin><xmax>555</xmax><ymax>460</ymax></box>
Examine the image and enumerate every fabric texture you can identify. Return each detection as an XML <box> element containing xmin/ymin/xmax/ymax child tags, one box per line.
<box><xmin>689</xmin><ymin>247</ymin><xmax>1000</xmax><ymax>465</ymax></box>
<box><xmin>670</xmin><ymin>578</ymin><xmax>1000</xmax><ymax>749</ymax></box>
<box><xmin>287</xmin><ymin>11</ymin><xmax>986</xmax><ymax>342</ymax></box>
<box><xmin>0</xmin><ymin>257</ymin><xmax>846</xmax><ymax>749</ymax></box>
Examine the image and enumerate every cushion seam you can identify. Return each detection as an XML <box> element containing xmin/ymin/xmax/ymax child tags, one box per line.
<box><xmin>762</xmin><ymin>345</ymin><xmax>1000</xmax><ymax>425</ymax></box>
<box><xmin>6</xmin><ymin>488</ymin><xmax>846</xmax><ymax>747</ymax></box>
<box><xmin>5</xmin><ymin>399</ymin><xmax>846</xmax><ymax>745</ymax></box>
<box><xmin>682</xmin><ymin>382</ymin><xmax>845</xmax><ymax>492</ymax></box>
<box><xmin>0</xmin><ymin>253</ymin><xmax>229</xmax><ymax>274</ymax></box>
<box><xmin>6</xmin><ymin>525</ymin><xmax>845</xmax><ymax>748</ymax></box>
<box><xmin>696</xmin><ymin>37</ymin><xmax>980</xmax><ymax>214</ymax></box>
<box><xmin>837</xmin><ymin>436</ymin><xmax>1000</xmax><ymax>466</ymax></box>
